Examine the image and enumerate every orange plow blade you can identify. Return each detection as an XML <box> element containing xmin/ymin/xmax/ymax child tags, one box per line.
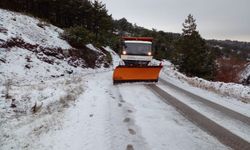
<box><xmin>113</xmin><ymin>66</ymin><xmax>162</xmax><ymax>84</ymax></box>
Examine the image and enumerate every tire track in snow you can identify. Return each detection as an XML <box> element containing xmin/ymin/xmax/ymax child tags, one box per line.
<box><xmin>159</xmin><ymin>78</ymin><xmax>250</xmax><ymax>126</ymax></box>
<box><xmin>148</xmin><ymin>84</ymin><xmax>250</xmax><ymax>150</ymax></box>
<box><xmin>158</xmin><ymin>78</ymin><xmax>250</xmax><ymax>142</ymax></box>
<box><xmin>119</xmin><ymin>83</ymin><xmax>227</xmax><ymax>150</ymax></box>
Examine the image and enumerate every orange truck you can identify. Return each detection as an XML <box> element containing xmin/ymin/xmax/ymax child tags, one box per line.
<box><xmin>113</xmin><ymin>37</ymin><xmax>162</xmax><ymax>84</ymax></box>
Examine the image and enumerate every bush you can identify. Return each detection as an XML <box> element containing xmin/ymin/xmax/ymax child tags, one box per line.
<box><xmin>107</xmin><ymin>34</ymin><xmax>120</xmax><ymax>52</ymax></box>
<box><xmin>61</xmin><ymin>26</ymin><xmax>95</xmax><ymax>48</ymax></box>
<box><xmin>92</xmin><ymin>31</ymin><xmax>120</xmax><ymax>51</ymax></box>
<box><xmin>68</xmin><ymin>47</ymin><xmax>99</xmax><ymax>68</ymax></box>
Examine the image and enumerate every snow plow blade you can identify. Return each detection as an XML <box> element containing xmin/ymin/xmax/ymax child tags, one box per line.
<box><xmin>113</xmin><ymin>66</ymin><xmax>162</xmax><ymax>84</ymax></box>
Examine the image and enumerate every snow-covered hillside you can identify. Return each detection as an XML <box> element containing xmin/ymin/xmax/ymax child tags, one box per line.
<box><xmin>0</xmin><ymin>9</ymin><xmax>77</xmax><ymax>81</ymax></box>
<box><xmin>0</xmin><ymin>8</ymin><xmax>114</xmax><ymax>113</ymax></box>
<box><xmin>157</xmin><ymin>60</ymin><xmax>250</xmax><ymax>103</ymax></box>
<box><xmin>0</xmin><ymin>9</ymin><xmax>115</xmax><ymax>149</ymax></box>
<box><xmin>0</xmin><ymin>9</ymin><xmax>70</xmax><ymax>48</ymax></box>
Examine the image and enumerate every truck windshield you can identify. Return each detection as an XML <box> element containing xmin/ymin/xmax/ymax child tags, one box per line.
<box><xmin>124</xmin><ymin>43</ymin><xmax>151</xmax><ymax>55</ymax></box>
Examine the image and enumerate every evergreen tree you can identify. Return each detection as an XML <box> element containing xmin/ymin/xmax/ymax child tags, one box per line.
<box><xmin>0</xmin><ymin>0</ymin><xmax>179</xmax><ymax>55</ymax></box>
<box><xmin>114</xmin><ymin>18</ymin><xmax>133</xmax><ymax>36</ymax></box>
<box><xmin>91</xmin><ymin>0</ymin><xmax>112</xmax><ymax>43</ymax></box>
<box><xmin>182</xmin><ymin>14</ymin><xmax>197</xmax><ymax>36</ymax></box>
<box><xmin>173</xmin><ymin>14</ymin><xmax>217</xmax><ymax>80</ymax></box>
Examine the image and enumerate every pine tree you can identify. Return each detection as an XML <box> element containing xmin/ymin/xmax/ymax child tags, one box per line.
<box><xmin>173</xmin><ymin>14</ymin><xmax>217</xmax><ymax>80</ymax></box>
<box><xmin>182</xmin><ymin>14</ymin><xmax>197</xmax><ymax>36</ymax></box>
<box><xmin>91</xmin><ymin>0</ymin><xmax>112</xmax><ymax>43</ymax></box>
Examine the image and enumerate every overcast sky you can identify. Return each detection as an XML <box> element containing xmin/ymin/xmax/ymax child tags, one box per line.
<box><xmin>100</xmin><ymin>0</ymin><xmax>250</xmax><ymax>42</ymax></box>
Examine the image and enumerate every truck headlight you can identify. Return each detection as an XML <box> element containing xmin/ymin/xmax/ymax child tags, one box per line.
<box><xmin>148</xmin><ymin>52</ymin><xmax>152</xmax><ymax>56</ymax></box>
<box><xmin>122</xmin><ymin>50</ymin><xmax>127</xmax><ymax>55</ymax></box>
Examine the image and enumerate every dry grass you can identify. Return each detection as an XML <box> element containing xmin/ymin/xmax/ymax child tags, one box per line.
<box><xmin>215</xmin><ymin>57</ymin><xmax>248</xmax><ymax>83</ymax></box>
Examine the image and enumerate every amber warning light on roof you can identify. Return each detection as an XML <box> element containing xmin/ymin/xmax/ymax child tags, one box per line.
<box><xmin>122</xmin><ymin>37</ymin><xmax>153</xmax><ymax>42</ymax></box>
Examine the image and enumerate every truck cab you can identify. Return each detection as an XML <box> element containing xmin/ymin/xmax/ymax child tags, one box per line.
<box><xmin>121</xmin><ymin>37</ymin><xmax>153</xmax><ymax>66</ymax></box>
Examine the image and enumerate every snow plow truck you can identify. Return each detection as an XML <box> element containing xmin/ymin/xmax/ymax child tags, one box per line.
<box><xmin>113</xmin><ymin>37</ymin><xmax>162</xmax><ymax>84</ymax></box>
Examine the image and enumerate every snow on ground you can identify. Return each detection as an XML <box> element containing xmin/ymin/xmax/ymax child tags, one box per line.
<box><xmin>0</xmin><ymin>72</ymin><xmax>132</xmax><ymax>150</ymax></box>
<box><xmin>0</xmin><ymin>9</ymin><xmax>70</xmax><ymax>49</ymax></box>
<box><xmin>0</xmin><ymin>74</ymin><xmax>85</xmax><ymax>149</ymax></box>
<box><xmin>103</xmin><ymin>46</ymin><xmax>120</xmax><ymax>68</ymax></box>
<box><xmin>0</xmin><ymin>8</ymin><xmax>113</xmax><ymax>123</ymax></box>
<box><xmin>157</xmin><ymin>60</ymin><xmax>250</xmax><ymax>103</ymax></box>
<box><xmin>0</xmin><ymin>43</ymin><xmax>113</xmax><ymax>150</ymax></box>
<box><xmin>86</xmin><ymin>44</ymin><xmax>105</xmax><ymax>54</ymax></box>
<box><xmin>0</xmin><ymin>8</ymin><xmax>81</xmax><ymax>84</ymax></box>
<box><xmin>159</xmin><ymin>70</ymin><xmax>250</xmax><ymax>117</ymax></box>
<box><xmin>119</xmin><ymin>83</ymin><xmax>229</xmax><ymax>150</ymax></box>
<box><xmin>0</xmin><ymin>9</ymin><xmax>113</xmax><ymax>149</ymax></box>
<box><xmin>158</xmin><ymin>83</ymin><xmax>250</xmax><ymax>142</ymax></box>
<box><xmin>0</xmin><ymin>47</ymin><xmax>83</xmax><ymax>82</ymax></box>
<box><xmin>1</xmin><ymin>70</ymin><xmax>230</xmax><ymax>150</ymax></box>
<box><xmin>156</xmin><ymin>59</ymin><xmax>250</xmax><ymax>119</ymax></box>
<box><xmin>155</xmin><ymin>59</ymin><xmax>250</xmax><ymax>143</ymax></box>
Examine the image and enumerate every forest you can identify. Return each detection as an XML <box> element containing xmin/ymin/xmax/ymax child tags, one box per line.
<box><xmin>0</xmin><ymin>0</ymin><xmax>249</xmax><ymax>82</ymax></box>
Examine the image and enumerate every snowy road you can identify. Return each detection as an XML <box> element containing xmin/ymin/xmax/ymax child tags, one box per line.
<box><xmin>156</xmin><ymin>78</ymin><xmax>250</xmax><ymax>145</ymax></box>
<box><xmin>148</xmin><ymin>83</ymin><xmax>250</xmax><ymax>150</ymax></box>
<box><xmin>118</xmin><ymin>83</ymin><xmax>228</xmax><ymax>150</ymax></box>
<box><xmin>3</xmin><ymin>70</ymin><xmax>249</xmax><ymax>149</ymax></box>
<box><xmin>32</xmin><ymin>71</ymin><xmax>231</xmax><ymax>150</ymax></box>
<box><xmin>158</xmin><ymin>78</ymin><xmax>250</xmax><ymax>125</ymax></box>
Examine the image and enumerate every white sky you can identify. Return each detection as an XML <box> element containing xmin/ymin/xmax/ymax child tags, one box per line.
<box><xmin>101</xmin><ymin>0</ymin><xmax>250</xmax><ymax>42</ymax></box>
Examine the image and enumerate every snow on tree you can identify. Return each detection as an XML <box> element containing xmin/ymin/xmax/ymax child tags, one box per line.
<box><xmin>182</xmin><ymin>14</ymin><xmax>197</xmax><ymax>36</ymax></box>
